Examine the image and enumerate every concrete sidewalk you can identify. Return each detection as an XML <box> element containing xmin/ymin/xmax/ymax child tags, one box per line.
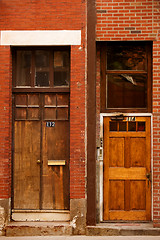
<box><xmin>0</xmin><ymin>236</ymin><xmax>160</xmax><ymax>240</ymax></box>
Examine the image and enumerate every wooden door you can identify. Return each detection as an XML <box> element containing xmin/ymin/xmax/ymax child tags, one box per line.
<box><xmin>103</xmin><ymin>116</ymin><xmax>151</xmax><ymax>221</ymax></box>
<box><xmin>13</xmin><ymin>93</ymin><xmax>69</xmax><ymax>210</ymax></box>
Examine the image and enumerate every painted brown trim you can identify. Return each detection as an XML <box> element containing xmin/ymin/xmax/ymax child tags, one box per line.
<box><xmin>12</xmin><ymin>88</ymin><xmax>70</xmax><ymax>93</ymax></box>
<box><xmin>87</xmin><ymin>0</ymin><xmax>96</xmax><ymax>226</ymax></box>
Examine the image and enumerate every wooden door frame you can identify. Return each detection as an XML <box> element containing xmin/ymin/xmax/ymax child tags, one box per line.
<box><xmin>99</xmin><ymin>113</ymin><xmax>153</xmax><ymax>222</ymax></box>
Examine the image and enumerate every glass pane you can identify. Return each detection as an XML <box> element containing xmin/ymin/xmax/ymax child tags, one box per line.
<box><xmin>107</xmin><ymin>74</ymin><xmax>147</xmax><ymax>108</ymax></box>
<box><xmin>54</xmin><ymin>51</ymin><xmax>70</xmax><ymax>87</ymax></box>
<box><xmin>110</xmin><ymin>122</ymin><xmax>117</xmax><ymax>131</ymax></box>
<box><xmin>54</xmin><ymin>51</ymin><xmax>69</xmax><ymax>68</ymax></box>
<box><xmin>119</xmin><ymin>122</ymin><xmax>126</xmax><ymax>131</ymax></box>
<box><xmin>128</xmin><ymin>122</ymin><xmax>136</xmax><ymax>131</ymax></box>
<box><xmin>107</xmin><ymin>42</ymin><xmax>146</xmax><ymax>71</ymax></box>
<box><xmin>54</xmin><ymin>71</ymin><xmax>69</xmax><ymax>86</ymax></box>
<box><xmin>35</xmin><ymin>50</ymin><xmax>50</xmax><ymax>87</ymax></box>
<box><xmin>16</xmin><ymin>51</ymin><xmax>31</xmax><ymax>86</ymax></box>
<box><xmin>138</xmin><ymin>122</ymin><xmax>145</xmax><ymax>131</ymax></box>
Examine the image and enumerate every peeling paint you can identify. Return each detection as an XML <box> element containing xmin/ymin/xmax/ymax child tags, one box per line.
<box><xmin>70</xmin><ymin>215</ymin><xmax>78</xmax><ymax>229</ymax></box>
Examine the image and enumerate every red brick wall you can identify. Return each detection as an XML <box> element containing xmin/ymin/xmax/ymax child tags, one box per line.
<box><xmin>0</xmin><ymin>0</ymin><xmax>86</xmax><ymax>200</ymax></box>
<box><xmin>96</xmin><ymin>0</ymin><xmax>160</xmax><ymax>226</ymax></box>
<box><xmin>0</xmin><ymin>46</ymin><xmax>12</xmax><ymax>199</ymax></box>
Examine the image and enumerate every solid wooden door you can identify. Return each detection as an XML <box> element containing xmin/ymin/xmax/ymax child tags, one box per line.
<box><xmin>103</xmin><ymin>116</ymin><xmax>151</xmax><ymax>221</ymax></box>
<box><xmin>13</xmin><ymin>93</ymin><xmax>69</xmax><ymax>210</ymax></box>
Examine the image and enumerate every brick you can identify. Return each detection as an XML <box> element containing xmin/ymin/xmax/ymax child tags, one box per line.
<box><xmin>96</xmin><ymin>0</ymin><xmax>160</xmax><ymax>226</ymax></box>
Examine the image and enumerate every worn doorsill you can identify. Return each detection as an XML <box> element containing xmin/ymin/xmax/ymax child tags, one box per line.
<box><xmin>12</xmin><ymin>209</ymin><xmax>70</xmax><ymax>222</ymax></box>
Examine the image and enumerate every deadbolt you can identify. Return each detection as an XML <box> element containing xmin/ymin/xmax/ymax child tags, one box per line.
<box><xmin>37</xmin><ymin>159</ymin><xmax>41</xmax><ymax>164</ymax></box>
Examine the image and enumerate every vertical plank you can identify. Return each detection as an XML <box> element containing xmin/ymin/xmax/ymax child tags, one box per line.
<box><xmin>124</xmin><ymin>137</ymin><xmax>130</xmax><ymax>211</ymax></box>
<box><xmin>14</xmin><ymin>121</ymin><xmax>40</xmax><ymax>209</ymax></box>
<box><xmin>42</xmin><ymin>121</ymin><xmax>69</xmax><ymax>210</ymax></box>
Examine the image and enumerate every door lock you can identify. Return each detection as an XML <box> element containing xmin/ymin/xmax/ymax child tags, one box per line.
<box><xmin>146</xmin><ymin>172</ymin><xmax>151</xmax><ymax>187</ymax></box>
<box><xmin>37</xmin><ymin>159</ymin><xmax>41</xmax><ymax>164</ymax></box>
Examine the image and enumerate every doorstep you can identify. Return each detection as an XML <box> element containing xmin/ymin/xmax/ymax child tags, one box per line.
<box><xmin>86</xmin><ymin>222</ymin><xmax>160</xmax><ymax>236</ymax></box>
<box><xmin>11</xmin><ymin>210</ymin><xmax>70</xmax><ymax>222</ymax></box>
<box><xmin>5</xmin><ymin>221</ymin><xmax>72</xmax><ymax>236</ymax></box>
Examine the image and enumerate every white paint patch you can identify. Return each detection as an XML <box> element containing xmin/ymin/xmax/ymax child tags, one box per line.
<box><xmin>70</xmin><ymin>216</ymin><xmax>78</xmax><ymax>229</ymax></box>
<box><xmin>0</xmin><ymin>30</ymin><xmax>81</xmax><ymax>46</ymax></box>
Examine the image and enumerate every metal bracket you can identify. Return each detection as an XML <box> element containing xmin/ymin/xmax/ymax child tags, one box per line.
<box><xmin>111</xmin><ymin>114</ymin><xmax>124</xmax><ymax>121</ymax></box>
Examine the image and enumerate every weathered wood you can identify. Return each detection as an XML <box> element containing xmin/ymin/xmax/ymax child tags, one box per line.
<box><xmin>13</xmin><ymin>93</ymin><xmax>70</xmax><ymax>211</ymax></box>
<box><xmin>14</xmin><ymin>121</ymin><xmax>41</xmax><ymax>209</ymax></box>
<box><xmin>42</xmin><ymin>121</ymin><xmax>70</xmax><ymax>210</ymax></box>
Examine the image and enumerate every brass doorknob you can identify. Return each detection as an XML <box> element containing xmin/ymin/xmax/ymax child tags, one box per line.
<box><xmin>146</xmin><ymin>172</ymin><xmax>151</xmax><ymax>187</ymax></box>
<box><xmin>37</xmin><ymin>160</ymin><xmax>41</xmax><ymax>164</ymax></box>
<box><xmin>146</xmin><ymin>173</ymin><xmax>151</xmax><ymax>180</ymax></box>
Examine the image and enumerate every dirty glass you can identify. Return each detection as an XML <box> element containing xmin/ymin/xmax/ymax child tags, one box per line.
<box><xmin>35</xmin><ymin>50</ymin><xmax>50</xmax><ymax>87</ymax></box>
<box><xmin>54</xmin><ymin>51</ymin><xmax>70</xmax><ymax>87</ymax></box>
<box><xmin>107</xmin><ymin>74</ymin><xmax>147</xmax><ymax>108</ymax></box>
<box><xmin>16</xmin><ymin>51</ymin><xmax>31</xmax><ymax>86</ymax></box>
<box><xmin>107</xmin><ymin>42</ymin><xmax>146</xmax><ymax>71</ymax></box>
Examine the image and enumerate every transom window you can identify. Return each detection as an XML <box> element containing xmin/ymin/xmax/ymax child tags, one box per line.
<box><xmin>100</xmin><ymin>42</ymin><xmax>152</xmax><ymax>112</ymax></box>
<box><xmin>12</xmin><ymin>47</ymin><xmax>70</xmax><ymax>90</ymax></box>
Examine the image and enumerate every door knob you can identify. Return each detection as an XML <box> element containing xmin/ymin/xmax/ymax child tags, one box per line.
<box><xmin>146</xmin><ymin>172</ymin><xmax>151</xmax><ymax>187</ymax></box>
<box><xmin>146</xmin><ymin>172</ymin><xmax>151</xmax><ymax>179</ymax></box>
<box><xmin>37</xmin><ymin>159</ymin><xmax>41</xmax><ymax>164</ymax></box>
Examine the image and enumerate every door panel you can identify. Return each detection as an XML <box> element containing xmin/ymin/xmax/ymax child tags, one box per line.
<box><xmin>103</xmin><ymin>116</ymin><xmax>151</xmax><ymax>221</ymax></box>
<box><xmin>14</xmin><ymin>121</ymin><xmax>41</xmax><ymax>209</ymax></box>
<box><xmin>42</xmin><ymin>121</ymin><xmax>70</xmax><ymax>209</ymax></box>
<box><xmin>109</xmin><ymin>138</ymin><xmax>124</xmax><ymax>167</ymax></box>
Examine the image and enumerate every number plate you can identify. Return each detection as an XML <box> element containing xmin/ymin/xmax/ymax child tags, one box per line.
<box><xmin>46</xmin><ymin>122</ymin><xmax>55</xmax><ymax>127</ymax></box>
<box><xmin>127</xmin><ymin>117</ymin><xmax>135</xmax><ymax>121</ymax></box>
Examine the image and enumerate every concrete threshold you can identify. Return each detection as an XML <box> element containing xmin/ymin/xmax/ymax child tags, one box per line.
<box><xmin>5</xmin><ymin>221</ymin><xmax>160</xmax><ymax>236</ymax></box>
<box><xmin>5</xmin><ymin>221</ymin><xmax>72</xmax><ymax>236</ymax></box>
<box><xmin>86</xmin><ymin>222</ymin><xmax>160</xmax><ymax>236</ymax></box>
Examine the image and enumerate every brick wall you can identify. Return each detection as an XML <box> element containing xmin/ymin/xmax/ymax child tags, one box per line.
<box><xmin>0</xmin><ymin>46</ymin><xmax>12</xmax><ymax>199</ymax></box>
<box><xmin>0</xmin><ymin>0</ymin><xmax>86</xmax><ymax>200</ymax></box>
<box><xmin>96</xmin><ymin>0</ymin><xmax>160</xmax><ymax>226</ymax></box>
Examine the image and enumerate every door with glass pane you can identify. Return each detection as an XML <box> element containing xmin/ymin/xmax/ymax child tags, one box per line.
<box><xmin>103</xmin><ymin>116</ymin><xmax>151</xmax><ymax>221</ymax></box>
<box><xmin>12</xmin><ymin>48</ymin><xmax>70</xmax><ymax>210</ymax></box>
